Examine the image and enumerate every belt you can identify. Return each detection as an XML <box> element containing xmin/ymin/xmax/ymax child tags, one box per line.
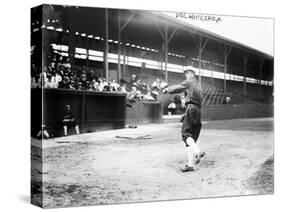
<box><xmin>186</xmin><ymin>102</ymin><xmax>201</xmax><ymax>108</ymax></box>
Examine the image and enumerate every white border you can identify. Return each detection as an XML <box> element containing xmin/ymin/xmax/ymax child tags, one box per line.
<box><xmin>0</xmin><ymin>0</ymin><xmax>280</xmax><ymax>212</ymax></box>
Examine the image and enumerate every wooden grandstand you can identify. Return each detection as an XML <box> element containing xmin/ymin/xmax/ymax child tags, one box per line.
<box><xmin>32</xmin><ymin>5</ymin><xmax>274</xmax><ymax>109</ymax></box>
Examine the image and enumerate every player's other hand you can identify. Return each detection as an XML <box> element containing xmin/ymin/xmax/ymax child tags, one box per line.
<box><xmin>163</xmin><ymin>88</ymin><xmax>168</xmax><ymax>94</ymax></box>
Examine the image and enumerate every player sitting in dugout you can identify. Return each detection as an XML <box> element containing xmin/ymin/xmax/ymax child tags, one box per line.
<box><xmin>62</xmin><ymin>104</ymin><xmax>80</xmax><ymax>136</ymax></box>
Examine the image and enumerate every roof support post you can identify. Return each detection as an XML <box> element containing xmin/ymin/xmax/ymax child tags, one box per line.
<box><xmin>154</xmin><ymin>20</ymin><xmax>165</xmax><ymax>40</ymax></box>
<box><xmin>191</xmin><ymin>34</ymin><xmax>200</xmax><ymax>80</ymax></box>
<box><xmin>198</xmin><ymin>35</ymin><xmax>202</xmax><ymax>85</ymax></box>
<box><xmin>122</xmin><ymin>45</ymin><xmax>126</xmax><ymax>73</ymax></box>
<box><xmin>103</xmin><ymin>8</ymin><xmax>109</xmax><ymax>81</ymax></box>
<box><xmin>68</xmin><ymin>7</ymin><xmax>76</xmax><ymax>69</ymax></box>
<box><xmin>121</xmin><ymin>13</ymin><xmax>135</xmax><ymax>32</ymax></box>
<box><xmin>243</xmin><ymin>52</ymin><xmax>250</xmax><ymax>95</ymax></box>
<box><xmin>153</xmin><ymin>20</ymin><xmax>178</xmax><ymax>83</ymax></box>
<box><xmin>164</xmin><ymin>24</ymin><xmax>168</xmax><ymax>83</ymax></box>
<box><xmin>117</xmin><ymin>10</ymin><xmax>121</xmax><ymax>83</ymax></box>
<box><xmin>117</xmin><ymin>12</ymin><xmax>134</xmax><ymax>79</ymax></box>
<box><xmin>86</xmin><ymin>48</ymin><xmax>89</xmax><ymax>67</ymax></box>
<box><xmin>222</xmin><ymin>44</ymin><xmax>232</xmax><ymax>94</ymax></box>
<box><xmin>81</xmin><ymin>94</ymin><xmax>85</xmax><ymax>134</ymax></box>
<box><xmin>86</xmin><ymin>37</ymin><xmax>91</xmax><ymax>68</ymax></box>
<box><xmin>191</xmin><ymin>33</ymin><xmax>208</xmax><ymax>86</ymax></box>
<box><xmin>211</xmin><ymin>67</ymin><xmax>214</xmax><ymax>86</ymax></box>
<box><xmin>259</xmin><ymin>57</ymin><xmax>264</xmax><ymax>98</ymax></box>
<box><xmin>168</xmin><ymin>28</ymin><xmax>177</xmax><ymax>43</ymax></box>
<box><xmin>223</xmin><ymin>55</ymin><xmax>227</xmax><ymax>94</ymax></box>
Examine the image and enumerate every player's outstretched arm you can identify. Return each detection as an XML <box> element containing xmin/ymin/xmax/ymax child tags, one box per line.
<box><xmin>167</xmin><ymin>80</ymin><xmax>190</xmax><ymax>94</ymax></box>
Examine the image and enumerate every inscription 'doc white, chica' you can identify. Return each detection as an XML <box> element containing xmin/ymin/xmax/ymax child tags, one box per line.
<box><xmin>175</xmin><ymin>12</ymin><xmax>223</xmax><ymax>23</ymax></box>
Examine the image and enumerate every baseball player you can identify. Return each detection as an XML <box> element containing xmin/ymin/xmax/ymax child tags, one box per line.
<box><xmin>164</xmin><ymin>66</ymin><xmax>205</xmax><ymax>172</ymax></box>
<box><xmin>62</xmin><ymin>105</ymin><xmax>80</xmax><ymax>136</ymax></box>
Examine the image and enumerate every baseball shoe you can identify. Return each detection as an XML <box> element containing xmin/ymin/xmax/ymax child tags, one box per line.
<box><xmin>194</xmin><ymin>152</ymin><xmax>206</xmax><ymax>165</ymax></box>
<box><xmin>181</xmin><ymin>165</ymin><xmax>194</xmax><ymax>172</ymax></box>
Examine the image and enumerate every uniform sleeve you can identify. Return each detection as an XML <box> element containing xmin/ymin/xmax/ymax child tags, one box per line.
<box><xmin>167</xmin><ymin>80</ymin><xmax>191</xmax><ymax>94</ymax></box>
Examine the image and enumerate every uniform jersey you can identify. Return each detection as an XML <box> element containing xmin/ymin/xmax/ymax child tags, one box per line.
<box><xmin>167</xmin><ymin>78</ymin><xmax>202</xmax><ymax>107</ymax></box>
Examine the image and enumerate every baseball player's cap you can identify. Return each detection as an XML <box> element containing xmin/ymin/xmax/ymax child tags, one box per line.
<box><xmin>184</xmin><ymin>66</ymin><xmax>196</xmax><ymax>75</ymax></box>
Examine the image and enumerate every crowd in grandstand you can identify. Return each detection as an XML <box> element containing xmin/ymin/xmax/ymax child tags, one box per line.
<box><xmin>31</xmin><ymin>55</ymin><xmax>169</xmax><ymax>102</ymax></box>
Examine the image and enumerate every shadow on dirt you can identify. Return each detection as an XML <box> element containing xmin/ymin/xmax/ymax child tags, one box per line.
<box><xmin>244</xmin><ymin>156</ymin><xmax>274</xmax><ymax>194</ymax></box>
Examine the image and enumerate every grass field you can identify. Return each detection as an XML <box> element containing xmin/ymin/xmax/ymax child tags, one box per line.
<box><xmin>31</xmin><ymin>117</ymin><xmax>274</xmax><ymax>208</ymax></box>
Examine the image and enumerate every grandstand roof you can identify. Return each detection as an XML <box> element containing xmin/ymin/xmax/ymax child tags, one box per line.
<box><xmin>156</xmin><ymin>12</ymin><xmax>273</xmax><ymax>59</ymax></box>
<box><xmin>38</xmin><ymin>4</ymin><xmax>272</xmax><ymax>61</ymax></box>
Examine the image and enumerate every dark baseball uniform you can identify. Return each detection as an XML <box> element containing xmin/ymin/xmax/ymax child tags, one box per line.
<box><xmin>62</xmin><ymin>110</ymin><xmax>77</xmax><ymax>127</ymax></box>
<box><xmin>167</xmin><ymin>78</ymin><xmax>202</xmax><ymax>143</ymax></box>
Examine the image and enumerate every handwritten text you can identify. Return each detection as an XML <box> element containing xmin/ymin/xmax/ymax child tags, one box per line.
<box><xmin>175</xmin><ymin>13</ymin><xmax>223</xmax><ymax>23</ymax></box>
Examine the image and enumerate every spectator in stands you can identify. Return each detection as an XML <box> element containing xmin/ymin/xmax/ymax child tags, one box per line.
<box><xmin>48</xmin><ymin>59</ymin><xmax>56</xmax><ymax>76</ymax></box>
<box><xmin>56</xmin><ymin>56</ymin><xmax>64</xmax><ymax>70</ymax></box>
<box><xmin>62</xmin><ymin>105</ymin><xmax>80</xmax><ymax>136</ymax></box>
<box><xmin>68</xmin><ymin>79</ymin><xmax>75</xmax><ymax>90</ymax></box>
<box><xmin>80</xmin><ymin>72</ymin><xmax>88</xmax><ymax>90</ymax></box>
<box><xmin>88</xmin><ymin>70</ymin><xmax>97</xmax><ymax>81</ymax></box>
<box><xmin>226</xmin><ymin>96</ymin><xmax>231</xmax><ymax>105</ymax></box>
<box><xmin>142</xmin><ymin>81</ymin><xmax>150</xmax><ymax>91</ymax></box>
<box><xmin>223</xmin><ymin>96</ymin><xmax>231</xmax><ymax>105</ymax></box>
<box><xmin>151</xmin><ymin>78</ymin><xmax>161</xmax><ymax>100</ymax></box>
<box><xmin>31</xmin><ymin>77</ymin><xmax>39</xmax><ymax>88</ymax></box>
<box><xmin>49</xmin><ymin>74</ymin><xmax>59</xmax><ymax>88</ymax></box>
<box><xmin>64</xmin><ymin>67</ymin><xmax>72</xmax><ymax>77</ymax></box>
<box><xmin>136</xmin><ymin>78</ymin><xmax>149</xmax><ymax>91</ymax></box>
<box><xmin>92</xmin><ymin>79</ymin><xmax>99</xmax><ymax>91</ymax></box>
<box><xmin>152</xmin><ymin>78</ymin><xmax>161</xmax><ymax>89</ymax></box>
<box><xmin>31</xmin><ymin>63</ymin><xmax>37</xmax><ymax>78</ymax></box>
<box><xmin>45</xmin><ymin>76</ymin><xmax>54</xmax><ymax>88</ymax></box>
<box><xmin>56</xmin><ymin>65</ymin><xmax>64</xmax><ymax>77</ymax></box>
<box><xmin>168</xmin><ymin>99</ymin><xmax>176</xmax><ymax>115</ymax></box>
<box><xmin>54</xmin><ymin>70</ymin><xmax>62</xmax><ymax>86</ymax></box>
<box><xmin>135</xmin><ymin>90</ymin><xmax>143</xmax><ymax>100</ymax></box>
<box><xmin>77</xmin><ymin>82</ymin><xmax>83</xmax><ymax>90</ymax></box>
<box><xmin>35</xmin><ymin>67</ymin><xmax>42</xmax><ymax>87</ymax></box>
<box><xmin>85</xmin><ymin>81</ymin><xmax>91</xmax><ymax>90</ymax></box>
<box><xmin>134</xmin><ymin>78</ymin><xmax>141</xmax><ymax>88</ymax></box>
<box><xmin>143</xmin><ymin>91</ymin><xmax>155</xmax><ymax>101</ymax></box>
<box><xmin>62</xmin><ymin>57</ymin><xmax>71</xmax><ymax>69</ymax></box>
<box><xmin>97</xmin><ymin>77</ymin><xmax>105</xmax><ymax>92</ymax></box>
<box><xmin>102</xmin><ymin>79</ymin><xmax>110</xmax><ymax>91</ymax></box>
<box><xmin>160</xmin><ymin>79</ymin><xmax>168</xmax><ymax>90</ymax></box>
<box><xmin>128</xmin><ymin>86</ymin><xmax>138</xmax><ymax>101</ymax></box>
<box><xmin>45</xmin><ymin>65</ymin><xmax>55</xmax><ymax>88</ymax></box>
<box><xmin>118</xmin><ymin>82</ymin><xmax>128</xmax><ymax>94</ymax></box>
<box><xmin>130</xmin><ymin>74</ymin><xmax>138</xmax><ymax>85</ymax></box>
<box><xmin>40</xmin><ymin>66</ymin><xmax>48</xmax><ymax>88</ymax></box>
<box><xmin>41</xmin><ymin>52</ymin><xmax>174</xmax><ymax>98</ymax></box>
<box><xmin>59</xmin><ymin>76</ymin><xmax>71</xmax><ymax>89</ymax></box>
<box><xmin>88</xmin><ymin>83</ymin><xmax>94</xmax><ymax>91</ymax></box>
<box><xmin>109</xmin><ymin>79</ymin><xmax>120</xmax><ymax>92</ymax></box>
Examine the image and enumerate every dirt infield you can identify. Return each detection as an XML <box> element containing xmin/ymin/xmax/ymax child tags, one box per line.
<box><xmin>31</xmin><ymin>117</ymin><xmax>274</xmax><ymax>208</ymax></box>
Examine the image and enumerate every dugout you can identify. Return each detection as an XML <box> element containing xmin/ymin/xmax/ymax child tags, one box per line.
<box><xmin>31</xmin><ymin>88</ymin><xmax>162</xmax><ymax>137</ymax></box>
<box><xmin>126</xmin><ymin>100</ymin><xmax>162</xmax><ymax>124</ymax></box>
<box><xmin>31</xmin><ymin>88</ymin><xmax>126</xmax><ymax>137</ymax></box>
